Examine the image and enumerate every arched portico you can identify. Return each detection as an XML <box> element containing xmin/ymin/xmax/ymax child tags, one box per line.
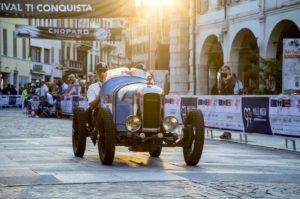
<box><xmin>266</xmin><ymin>20</ymin><xmax>300</xmax><ymax>60</ymax></box>
<box><xmin>199</xmin><ymin>35</ymin><xmax>224</xmax><ymax>95</ymax></box>
<box><xmin>229</xmin><ymin>28</ymin><xmax>259</xmax><ymax>94</ymax></box>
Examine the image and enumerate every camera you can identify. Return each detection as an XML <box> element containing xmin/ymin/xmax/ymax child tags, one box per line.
<box><xmin>221</xmin><ymin>72</ymin><xmax>227</xmax><ymax>78</ymax></box>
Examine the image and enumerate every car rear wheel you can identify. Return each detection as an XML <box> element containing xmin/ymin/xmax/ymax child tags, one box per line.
<box><xmin>72</xmin><ymin>108</ymin><xmax>87</xmax><ymax>157</ymax></box>
<box><xmin>183</xmin><ymin>109</ymin><xmax>205</xmax><ymax>166</ymax></box>
<box><xmin>96</xmin><ymin>108</ymin><xmax>115</xmax><ymax>165</ymax></box>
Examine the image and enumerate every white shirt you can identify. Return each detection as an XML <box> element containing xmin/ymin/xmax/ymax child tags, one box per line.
<box><xmin>46</xmin><ymin>93</ymin><xmax>55</xmax><ymax>105</ymax></box>
<box><xmin>61</xmin><ymin>83</ymin><xmax>68</xmax><ymax>91</ymax></box>
<box><xmin>0</xmin><ymin>78</ymin><xmax>4</xmax><ymax>90</ymax></box>
<box><xmin>40</xmin><ymin>84</ymin><xmax>49</xmax><ymax>96</ymax></box>
<box><xmin>87</xmin><ymin>82</ymin><xmax>102</xmax><ymax>105</ymax></box>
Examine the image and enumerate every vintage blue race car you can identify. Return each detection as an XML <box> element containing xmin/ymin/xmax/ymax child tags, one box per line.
<box><xmin>72</xmin><ymin>68</ymin><xmax>205</xmax><ymax>166</ymax></box>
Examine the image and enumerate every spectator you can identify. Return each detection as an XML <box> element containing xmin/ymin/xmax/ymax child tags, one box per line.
<box><xmin>218</xmin><ymin>65</ymin><xmax>235</xmax><ymax>139</ymax></box>
<box><xmin>0</xmin><ymin>74</ymin><xmax>4</xmax><ymax>94</ymax></box>
<box><xmin>57</xmin><ymin>79</ymin><xmax>68</xmax><ymax>95</ymax></box>
<box><xmin>233</xmin><ymin>73</ymin><xmax>244</xmax><ymax>95</ymax></box>
<box><xmin>219</xmin><ymin>65</ymin><xmax>235</xmax><ymax>95</ymax></box>
<box><xmin>10</xmin><ymin>85</ymin><xmax>17</xmax><ymax>95</ymax></box>
<box><xmin>22</xmin><ymin>85</ymin><xmax>29</xmax><ymax>108</ymax></box>
<box><xmin>87</xmin><ymin>72</ymin><xmax>95</xmax><ymax>88</ymax></box>
<box><xmin>67</xmin><ymin>74</ymin><xmax>80</xmax><ymax>95</ymax></box>
<box><xmin>46</xmin><ymin>87</ymin><xmax>56</xmax><ymax>106</ymax></box>
<box><xmin>4</xmin><ymin>83</ymin><xmax>11</xmax><ymax>95</ymax></box>
<box><xmin>40</xmin><ymin>80</ymin><xmax>49</xmax><ymax>97</ymax></box>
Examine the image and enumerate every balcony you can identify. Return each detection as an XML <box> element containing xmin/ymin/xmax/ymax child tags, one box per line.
<box><xmin>63</xmin><ymin>60</ymin><xmax>83</xmax><ymax>71</ymax></box>
<box><xmin>76</xmin><ymin>41</ymin><xmax>93</xmax><ymax>50</ymax></box>
<box><xmin>101</xmin><ymin>41</ymin><xmax>117</xmax><ymax>51</ymax></box>
<box><xmin>31</xmin><ymin>63</ymin><xmax>46</xmax><ymax>75</ymax></box>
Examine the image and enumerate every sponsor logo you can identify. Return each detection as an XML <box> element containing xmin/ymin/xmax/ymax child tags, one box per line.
<box><xmin>243</xmin><ymin>107</ymin><xmax>253</xmax><ymax>127</ymax></box>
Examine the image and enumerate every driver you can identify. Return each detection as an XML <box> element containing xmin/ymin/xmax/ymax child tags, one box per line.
<box><xmin>87</xmin><ymin>62</ymin><xmax>108</xmax><ymax>109</ymax></box>
<box><xmin>86</xmin><ymin>62</ymin><xmax>108</xmax><ymax>145</ymax></box>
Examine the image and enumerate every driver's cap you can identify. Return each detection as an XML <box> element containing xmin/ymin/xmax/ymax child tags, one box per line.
<box><xmin>95</xmin><ymin>62</ymin><xmax>108</xmax><ymax>72</ymax></box>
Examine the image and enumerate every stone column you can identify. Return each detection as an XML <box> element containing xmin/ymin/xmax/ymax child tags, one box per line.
<box><xmin>169</xmin><ymin>0</ymin><xmax>190</xmax><ymax>94</ymax></box>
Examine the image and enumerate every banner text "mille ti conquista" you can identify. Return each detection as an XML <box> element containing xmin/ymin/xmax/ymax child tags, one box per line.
<box><xmin>0</xmin><ymin>3</ymin><xmax>93</xmax><ymax>12</ymax></box>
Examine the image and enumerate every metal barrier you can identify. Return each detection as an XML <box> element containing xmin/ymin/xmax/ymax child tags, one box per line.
<box><xmin>0</xmin><ymin>95</ymin><xmax>23</xmax><ymax>108</ymax></box>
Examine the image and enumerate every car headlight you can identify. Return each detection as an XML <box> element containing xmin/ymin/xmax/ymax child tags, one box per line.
<box><xmin>125</xmin><ymin>115</ymin><xmax>142</xmax><ymax>132</ymax></box>
<box><xmin>163</xmin><ymin>116</ymin><xmax>179</xmax><ymax>132</ymax></box>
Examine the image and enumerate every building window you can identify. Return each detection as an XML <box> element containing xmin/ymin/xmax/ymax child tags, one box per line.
<box><xmin>73</xmin><ymin>47</ymin><xmax>76</xmax><ymax>60</ymax></box>
<box><xmin>3</xmin><ymin>29</ymin><xmax>7</xmax><ymax>56</ymax></box>
<box><xmin>198</xmin><ymin>0</ymin><xmax>208</xmax><ymax>13</ymax></box>
<box><xmin>22</xmin><ymin>38</ymin><xmax>26</xmax><ymax>59</ymax></box>
<box><xmin>31</xmin><ymin>46</ymin><xmax>41</xmax><ymax>62</ymax></box>
<box><xmin>59</xmin><ymin>49</ymin><xmax>62</xmax><ymax>64</ymax></box>
<box><xmin>44</xmin><ymin>49</ymin><xmax>50</xmax><ymax>64</ymax></box>
<box><xmin>13</xmin><ymin>31</ymin><xmax>17</xmax><ymax>57</ymax></box>
<box><xmin>90</xmin><ymin>54</ymin><xmax>93</xmax><ymax>72</ymax></box>
<box><xmin>67</xmin><ymin>46</ymin><xmax>70</xmax><ymax>60</ymax></box>
<box><xmin>51</xmin><ymin>48</ymin><xmax>54</xmax><ymax>64</ymax></box>
<box><xmin>95</xmin><ymin>55</ymin><xmax>99</xmax><ymax>65</ymax></box>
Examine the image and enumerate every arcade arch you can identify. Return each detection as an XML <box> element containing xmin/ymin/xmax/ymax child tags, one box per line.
<box><xmin>265</xmin><ymin>20</ymin><xmax>300</xmax><ymax>93</ymax></box>
<box><xmin>199</xmin><ymin>35</ymin><xmax>224</xmax><ymax>95</ymax></box>
<box><xmin>266</xmin><ymin>20</ymin><xmax>300</xmax><ymax>60</ymax></box>
<box><xmin>230</xmin><ymin>29</ymin><xmax>259</xmax><ymax>94</ymax></box>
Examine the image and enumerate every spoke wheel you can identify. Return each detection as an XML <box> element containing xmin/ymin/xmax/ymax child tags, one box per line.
<box><xmin>183</xmin><ymin>109</ymin><xmax>205</xmax><ymax>166</ymax></box>
<box><xmin>96</xmin><ymin>108</ymin><xmax>115</xmax><ymax>165</ymax></box>
<box><xmin>72</xmin><ymin>108</ymin><xmax>87</xmax><ymax>157</ymax></box>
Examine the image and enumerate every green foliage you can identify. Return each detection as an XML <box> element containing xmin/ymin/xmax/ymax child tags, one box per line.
<box><xmin>255</xmin><ymin>58</ymin><xmax>282</xmax><ymax>94</ymax></box>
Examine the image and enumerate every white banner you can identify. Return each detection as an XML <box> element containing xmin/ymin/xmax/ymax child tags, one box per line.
<box><xmin>283</xmin><ymin>39</ymin><xmax>300</xmax><ymax>93</ymax></box>
<box><xmin>164</xmin><ymin>95</ymin><xmax>182</xmax><ymax>124</ymax></box>
<box><xmin>269</xmin><ymin>95</ymin><xmax>300</xmax><ymax>137</ymax></box>
<box><xmin>197</xmin><ymin>95</ymin><xmax>244</xmax><ymax>131</ymax></box>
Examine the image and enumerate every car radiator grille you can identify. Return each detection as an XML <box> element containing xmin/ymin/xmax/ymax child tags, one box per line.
<box><xmin>143</xmin><ymin>93</ymin><xmax>160</xmax><ymax>129</ymax></box>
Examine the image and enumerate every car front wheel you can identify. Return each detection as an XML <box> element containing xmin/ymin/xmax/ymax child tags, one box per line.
<box><xmin>96</xmin><ymin>108</ymin><xmax>116</xmax><ymax>165</ymax></box>
<box><xmin>183</xmin><ymin>109</ymin><xmax>205</xmax><ymax>166</ymax></box>
<box><xmin>72</xmin><ymin>108</ymin><xmax>87</xmax><ymax>157</ymax></box>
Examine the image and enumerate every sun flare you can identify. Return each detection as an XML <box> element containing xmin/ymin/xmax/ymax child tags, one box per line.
<box><xmin>136</xmin><ymin>0</ymin><xmax>172</xmax><ymax>6</ymax></box>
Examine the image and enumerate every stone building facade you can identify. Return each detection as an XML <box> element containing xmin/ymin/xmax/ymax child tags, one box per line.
<box><xmin>169</xmin><ymin>0</ymin><xmax>300</xmax><ymax>94</ymax></box>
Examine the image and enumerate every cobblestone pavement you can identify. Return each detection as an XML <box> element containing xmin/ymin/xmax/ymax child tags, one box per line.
<box><xmin>1</xmin><ymin>109</ymin><xmax>300</xmax><ymax>198</ymax></box>
<box><xmin>1</xmin><ymin>181</ymin><xmax>300</xmax><ymax>199</ymax></box>
<box><xmin>0</xmin><ymin>109</ymin><xmax>71</xmax><ymax>138</ymax></box>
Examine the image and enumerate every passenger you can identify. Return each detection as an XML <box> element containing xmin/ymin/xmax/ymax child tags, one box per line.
<box><xmin>130</xmin><ymin>63</ymin><xmax>147</xmax><ymax>78</ymax></box>
<box><xmin>130</xmin><ymin>63</ymin><xmax>154</xmax><ymax>84</ymax></box>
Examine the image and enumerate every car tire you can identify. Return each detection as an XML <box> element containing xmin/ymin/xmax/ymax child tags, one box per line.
<box><xmin>96</xmin><ymin>108</ymin><xmax>115</xmax><ymax>165</ymax></box>
<box><xmin>72</xmin><ymin>107</ymin><xmax>87</xmax><ymax>157</ymax></box>
<box><xmin>183</xmin><ymin>109</ymin><xmax>205</xmax><ymax>166</ymax></box>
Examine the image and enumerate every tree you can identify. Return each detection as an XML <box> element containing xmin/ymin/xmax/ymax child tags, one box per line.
<box><xmin>254</xmin><ymin>58</ymin><xmax>282</xmax><ymax>94</ymax></box>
